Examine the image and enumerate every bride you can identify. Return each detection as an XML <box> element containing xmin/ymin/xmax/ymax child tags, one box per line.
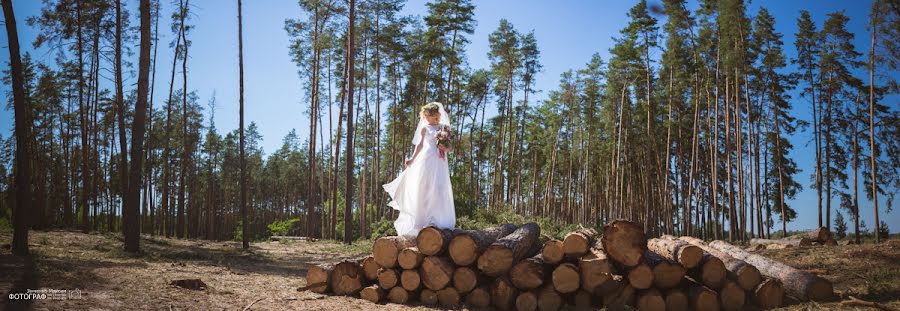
<box><xmin>382</xmin><ymin>102</ymin><xmax>456</xmax><ymax>237</ymax></box>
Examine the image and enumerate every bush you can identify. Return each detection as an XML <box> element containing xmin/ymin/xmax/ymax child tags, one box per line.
<box><xmin>878</xmin><ymin>221</ymin><xmax>890</xmax><ymax>240</ymax></box>
<box><xmin>370</xmin><ymin>218</ymin><xmax>397</xmax><ymax>239</ymax></box>
<box><xmin>834</xmin><ymin>212</ymin><xmax>847</xmax><ymax>239</ymax></box>
<box><xmin>267</xmin><ymin>218</ymin><xmax>300</xmax><ymax>237</ymax></box>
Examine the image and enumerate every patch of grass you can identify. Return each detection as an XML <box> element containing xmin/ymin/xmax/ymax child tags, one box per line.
<box><xmin>318</xmin><ymin>239</ymin><xmax>373</xmax><ymax>256</ymax></box>
<box><xmin>860</xmin><ymin>267</ymin><xmax>900</xmax><ymax>299</ymax></box>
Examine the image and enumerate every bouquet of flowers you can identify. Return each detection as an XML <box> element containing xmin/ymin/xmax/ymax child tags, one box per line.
<box><xmin>436</xmin><ymin>124</ymin><xmax>453</xmax><ymax>159</ymax></box>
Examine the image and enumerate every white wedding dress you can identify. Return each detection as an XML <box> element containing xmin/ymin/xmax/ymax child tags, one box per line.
<box><xmin>382</xmin><ymin>104</ymin><xmax>456</xmax><ymax>237</ymax></box>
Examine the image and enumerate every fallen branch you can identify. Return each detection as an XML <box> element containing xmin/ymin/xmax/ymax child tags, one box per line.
<box><xmin>841</xmin><ymin>296</ymin><xmax>899</xmax><ymax>311</ymax></box>
<box><xmin>242</xmin><ymin>297</ymin><xmax>266</xmax><ymax>311</ymax></box>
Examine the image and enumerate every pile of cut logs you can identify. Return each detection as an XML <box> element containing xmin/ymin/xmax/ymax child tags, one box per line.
<box><xmin>303</xmin><ymin>220</ymin><xmax>833</xmax><ymax>310</ymax></box>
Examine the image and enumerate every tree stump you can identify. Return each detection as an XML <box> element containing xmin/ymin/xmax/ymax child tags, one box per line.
<box><xmin>448</xmin><ymin>224</ymin><xmax>518</xmax><ymax>266</ymax></box>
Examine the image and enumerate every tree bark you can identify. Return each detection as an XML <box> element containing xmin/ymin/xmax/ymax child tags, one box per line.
<box><xmin>478</xmin><ymin>222</ymin><xmax>541</xmax><ymax>276</ymax></box>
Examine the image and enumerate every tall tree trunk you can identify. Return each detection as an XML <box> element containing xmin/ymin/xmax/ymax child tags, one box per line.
<box><xmin>177</xmin><ymin>0</ymin><xmax>191</xmax><ymax>239</ymax></box>
<box><xmin>238</xmin><ymin>0</ymin><xmax>249</xmax><ymax>249</ymax></box>
<box><xmin>344</xmin><ymin>0</ymin><xmax>357</xmax><ymax>245</ymax></box>
<box><xmin>114</xmin><ymin>0</ymin><xmax>130</xmax><ymax>237</ymax></box>
<box><xmin>868</xmin><ymin>9</ymin><xmax>880</xmax><ymax>243</ymax></box>
<box><xmin>125</xmin><ymin>0</ymin><xmax>152</xmax><ymax>253</ymax></box>
<box><xmin>3</xmin><ymin>0</ymin><xmax>32</xmax><ymax>256</ymax></box>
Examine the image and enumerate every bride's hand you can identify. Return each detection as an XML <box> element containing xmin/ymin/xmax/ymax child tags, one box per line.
<box><xmin>405</xmin><ymin>158</ymin><xmax>414</xmax><ymax>168</ymax></box>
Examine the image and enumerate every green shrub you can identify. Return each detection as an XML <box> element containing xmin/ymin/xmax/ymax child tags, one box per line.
<box><xmin>267</xmin><ymin>218</ymin><xmax>300</xmax><ymax>237</ymax></box>
<box><xmin>370</xmin><ymin>218</ymin><xmax>397</xmax><ymax>239</ymax></box>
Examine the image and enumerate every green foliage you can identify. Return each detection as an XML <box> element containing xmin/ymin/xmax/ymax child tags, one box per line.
<box><xmin>267</xmin><ymin>218</ymin><xmax>300</xmax><ymax>237</ymax></box>
<box><xmin>878</xmin><ymin>221</ymin><xmax>890</xmax><ymax>240</ymax></box>
<box><xmin>834</xmin><ymin>212</ymin><xmax>848</xmax><ymax>239</ymax></box>
<box><xmin>370</xmin><ymin>218</ymin><xmax>396</xmax><ymax>239</ymax></box>
<box><xmin>0</xmin><ymin>216</ymin><xmax>11</xmax><ymax>233</ymax></box>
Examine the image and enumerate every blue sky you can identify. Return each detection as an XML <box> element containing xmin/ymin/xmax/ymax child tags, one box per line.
<box><xmin>1</xmin><ymin>0</ymin><xmax>897</xmax><ymax>232</ymax></box>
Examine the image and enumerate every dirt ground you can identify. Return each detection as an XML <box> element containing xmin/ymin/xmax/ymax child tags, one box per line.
<box><xmin>0</xmin><ymin>230</ymin><xmax>898</xmax><ymax>310</ymax></box>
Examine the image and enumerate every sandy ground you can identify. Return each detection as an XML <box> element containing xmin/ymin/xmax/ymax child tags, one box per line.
<box><xmin>0</xmin><ymin>230</ymin><xmax>898</xmax><ymax>310</ymax></box>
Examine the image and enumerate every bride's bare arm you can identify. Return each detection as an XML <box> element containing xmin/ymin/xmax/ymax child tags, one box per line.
<box><xmin>406</xmin><ymin>127</ymin><xmax>426</xmax><ymax>167</ymax></box>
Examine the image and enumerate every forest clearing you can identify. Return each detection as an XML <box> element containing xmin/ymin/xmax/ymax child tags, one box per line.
<box><xmin>0</xmin><ymin>227</ymin><xmax>898</xmax><ymax>310</ymax></box>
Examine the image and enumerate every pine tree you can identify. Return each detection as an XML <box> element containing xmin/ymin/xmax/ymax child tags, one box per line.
<box><xmin>833</xmin><ymin>211</ymin><xmax>847</xmax><ymax>239</ymax></box>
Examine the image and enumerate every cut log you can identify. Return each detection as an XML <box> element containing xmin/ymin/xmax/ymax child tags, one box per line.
<box><xmin>541</xmin><ymin>239</ymin><xmax>565</xmax><ymax>264</ymax></box>
<box><xmin>438</xmin><ymin>287</ymin><xmax>461</xmax><ymax>308</ymax></box>
<box><xmin>563</xmin><ymin>227</ymin><xmax>598</xmax><ymax>258</ymax></box>
<box><xmin>636</xmin><ymin>288</ymin><xmax>666</xmax><ymax>311</ymax></box>
<box><xmin>789</xmin><ymin>227</ymin><xmax>831</xmax><ymax>243</ymax></box>
<box><xmin>361</xmin><ymin>256</ymin><xmax>380</xmax><ymax>281</ymax></box>
<box><xmin>417</xmin><ymin>226</ymin><xmax>461</xmax><ymax>256</ymax></box>
<box><xmin>386</xmin><ymin>286</ymin><xmax>413</xmax><ymax>304</ymax></box>
<box><xmin>360</xmin><ymin>285</ymin><xmax>385</xmax><ymax>303</ymax></box>
<box><xmin>664</xmin><ymin>288</ymin><xmax>689</xmax><ymax>311</ymax></box>
<box><xmin>398</xmin><ymin>247</ymin><xmax>424</xmax><ymax>269</ymax></box>
<box><xmin>466</xmin><ymin>285</ymin><xmax>492</xmax><ymax>308</ymax></box>
<box><xmin>400</xmin><ymin>269</ymin><xmax>421</xmax><ymax>291</ymax></box>
<box><xmin>492</xmin><ymin>276</ymin><xmax>519</xmax><ymax>311</ymax></box>
<box><xmin>332</xmin><ymin>259</ymin><xmax>365</xmax><ymax>296</ymax></box>
<box><xmin>709</xmin><ymin>240</ymin><xmax>833</xmax><ymax>301</ymax></box>
<box><xmin>516</xmin><ymin>291</ymin><xmax>538</xmax><ymax>311</ymax></box>
<box><xmin>479</xmin><ymin>222</ymin><xmax>541</xmax><ymax>276</ymax></box>
<box><xmin>420</xmin><ymin>288</ymin><xmax>438</xmax><ymax>305</ymax></box>
<box><xmin>305</xmin><ymin>263</ymin><xmax>335</xmax><ymax>293</ymax></box>
<box><xmin>752</xmin><ymin>278</ymin><xmax>784</xmax><ymax>309</ymax></box>
<box><xmin>579</xmin><ymin>242</ymin><xmax>617</xmax><ymax>295</ymax></box>
<box><xmin>536</xmin><ymin>284</ymin><xmax>563</xmax><ymax>311</ymax></box>
<box><xmin>749</xmin><ymin>238</ymin><xmax>811</xmax><ymax>248</ymax></box>
<box><xmin>552</xmin><ymin>262</ymin><xmax>581</xmax><ymax>293</ymax></box>
<box><xmin>452</xmin><ymin>266</ymin><xmax>479</xmax><ymax>293</ymax></box>
<box><xmin>678</xmin><ymin>236</ymin><xmax>761</xmax><ymax>291</ymax></box>
<box><xmin>602</xmin><ymin>282</ymin><xmax>636</xmax><ymax>310</ymax></box>
<box><xmin>377</xmin><ymin>268</ymin><xmax>400</xmax><ymax>289</ymax></box>
<box><xmin>718</xmin><ymin>280</ymin><xmax>745</xmax><ymax>311</ymax></box>
<box><xmin>448</xmin><ymin>224</ymin><xmax>518</xmax><ymax>266</ymax></box>
<box><xmin>627</xmin><ymin>262</ymin><xmax>654</xmax><ymax>290</ymax></box>
<box><xmin>650</xmin><ymin>237</ymin><xmax>703</xmax><ymax>269</ymax></box>
<box><xmin>688</xmin><ymin>252</ymin><xmax>726</xmax><ymax>289</ymax></box>
<box><xmin>373</xmin><ymin>236</ymin><xmax>416</xmax><ymax>269</ymax></box>
<box><xmin>420</xmin><ymin>256</ymin><xmax>455</xmax><ymax>290</ymax></box>
<box><xmin>601</xmin><ymin>220</ymin><xmax>647</xmax><ymax>267</ymax></box>
<box><xmin>573</xmin><ymin>290</ymin><xmax>595</xmax><ymax>309</ymax></box>
<box><xmin>511</xmin><ymin>254</ymin><xmax>548</xmax><ymax>290</ymax></box>
<box><xmin>644</xmin><ymin>250</ymin><xmax>685</xmax><ymax>289</ymax></box>
<box><xmin>686</xmin><ymin>278</ymin><xmax>719</xmax><ymax>311</ymax></box>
